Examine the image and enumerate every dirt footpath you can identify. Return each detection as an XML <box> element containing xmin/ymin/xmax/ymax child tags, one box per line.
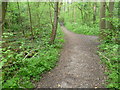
<box><xmin>36</xmin><ymin>26</ymin><xmax>106</xmax><ymax>88</ymax></box>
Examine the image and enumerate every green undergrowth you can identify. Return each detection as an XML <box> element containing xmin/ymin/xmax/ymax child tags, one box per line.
<box><xmin>65</xmin><ymin>21</ymin><xmax>119</xmax><ymax>89</ymax></box>
<box><xmin>65</xmin><ymin>22</ymin><xmax>99</xmax><ymax>36</ymax></box>
<box><xmin>98</xmin><ymin>30</ymin><xmax>120</xmax><ymax>89</ymax></box>
<box><xmin>1</xmin><ymin>24</ymin><xmax>64</xmax><ymax>88</ymax></box>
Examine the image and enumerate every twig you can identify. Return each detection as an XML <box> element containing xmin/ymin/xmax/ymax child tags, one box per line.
<box><xmin>22</xmin><ymin>50</ymin><xmax>33</xmax><ymax>61</ymax></box>
<box><xmin>98</xmin><ymin>51</ymin><xmax>111</xmax><ymax>63</ymax></box>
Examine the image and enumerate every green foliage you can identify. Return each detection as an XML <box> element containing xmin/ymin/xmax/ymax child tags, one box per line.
<box><xmin>2</xmin><ymin>25</ymin><xmax>64</xmax><ymax>88</ymax></box>
<box><xmin>2</xmin><ymin>2</ymin><xmax>64</xmax><ymax>88</ymax></box>
<box><xmin>99</xmin><ymin>5</ymin><xmax>120</xmax><ymax>89</ymax></box>
<box><xmin>98</xmin><ymin>5</ymin><xmax>119</xmax><ymax>88</ymax></box>
<box><xmin>65</xmin><ymin>22</ymin><xmax>99</xmax><ymax>35</ymax></box>
<box><xmin>98</xmin><ymin>23</ymin><xmax>119</xmax><ymax>89</ymax></box>
<box><xmin>98</xmin><ymin>43</ymin><xmax>119</xmax><ymax>89</ymax></box>
<box><xmin>2</xmin><ymin>2</ymin><xmax>119</xmax><ymax>89</ymax></box>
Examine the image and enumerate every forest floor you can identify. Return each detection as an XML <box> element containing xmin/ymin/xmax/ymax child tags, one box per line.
<box><xmin>36</xmin><ymin>25</ymin><xmax>107</xmax><ymax>88</ymax></box>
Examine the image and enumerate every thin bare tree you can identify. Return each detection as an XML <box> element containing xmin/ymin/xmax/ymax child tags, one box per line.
<box><xmin>50</xmin><ymin>2</ymin><xmax>59</xmax><ymax>44</ymax></box>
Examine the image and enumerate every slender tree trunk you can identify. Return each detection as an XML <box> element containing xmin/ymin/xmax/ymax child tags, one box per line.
<box><xmin>27</xmin><ymin>1</ymin><xmax>34</xmax><ymax>38</ymax></box>
<box><xmin>100</xmin><ymin>1</ymin><xmax>106</xmax><ymax>39</ymax></box>
<box><xmin>49</xmin><ymin>3</ymin><xmax>53</xmax><ymax>29</ymax></box>
<box><xmin>117</xmin><ymin>1</ymin><xmax>120</xmax><ymax>43</ymax></box>
<box><xmin>93</xmin><ymin>3</ymin><xmax>97</xmax><ymax>24</ymax></box>
<box><xmin>84</xmin><ymin>11</ymin><xmax>88</xmax><ymax>24</ymax></box>
<box><xmin>100</xmin><ymin>2</ymin><xmax>106</xmax><ymax>29</ymax></box>
<box><xmin>50</xmin><ymin>2</ymin><xmax>59</xmax><ymax>44</ymax></box>
<box><xmin>77</xmin><ymin>7</ymin><xmax>83</xmax><ymax>23</ymax></box>
<box><xmin>0</xmin><ymin>2</ymin><xmax>7</xmax><ymax>60</ymax></box>
<box><xmin>107</xmin><ymin>1</ymin><xmax>114</xmax><ymax>30</ymax></box>
<box><xmin>74</xmin><ymin>6</ymin><xmax>76</xmax><ymax>22</ymax></box>
<box><xmin>72</xmin><ymin>6</ymin><xmax>74</xmax><ymax>22</ymax></box>
<box><xmin>36</xmin><ymin>3</ymin><xmax>40</xmax><ymax>27</ymax></box>
<box><xmin>118</xmin><ymin>1</ymin><xmax>120</xmax><ymax>30</ymax></box>
<box><xmin>0</xmin><ymin>3</ymin><xmax>2</xmax><ymax>49</ymax></box>
<box><xmin>17</xmin><ymin>2</ymin><xmax>25</xmax><ymax>36</ymax></box>
<box><xmin>37</xmin><ymin>3</ymin><xmax>46</xmax><ymax>27</ymax></box>
<box><xmin>1</xmin><ymin>2</ymin><xmax>7</xmax><ymax>34</ymax></box>
<box><xmin>17</xmin><ymin>2</ymin><xmax>20</xmax><ymax>23</ymax></box>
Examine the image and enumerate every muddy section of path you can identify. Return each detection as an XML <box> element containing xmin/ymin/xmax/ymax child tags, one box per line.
<box><xmin>36</xmin><ymin>26</ymin><xmax>106</xmax><ymax>88</ymax></box>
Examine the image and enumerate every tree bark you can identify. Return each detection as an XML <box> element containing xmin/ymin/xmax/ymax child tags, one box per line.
<box><xmin>17</xmin><ymin>2</ymin><xmax>21</xmax><ymax>24</ymax></box>
<box><xmin>107</xmin><ymin>1</ymin><xmax>114</xmax><ymax>30</ymax></box>
<box><xmin>50</xmin><ymin>2</ymin><xmax>59</xmax><ymax>44</ymax></box>
<box><xmin>100</xmin><ymin>1</ymin><xmax>106</xmax><ymax>39</ymax></box>
<box><xmin>93</xmin><ymin>3</ymin><xmax>97</xmax><ymax>24</ymax></box>
<box><xmin>1</xmin><ymin>2</ymin><xmax>7</xmax><ymax>34</ymax></box>
<box><xmin>100</xmin><ymin>2</ymin><xmax>106</xmax><ymax>29</ymax></box>
<box><xmin>118</xmin><ymin>1</ymin><xmax>120</xmax><ymax>30</ymax></box>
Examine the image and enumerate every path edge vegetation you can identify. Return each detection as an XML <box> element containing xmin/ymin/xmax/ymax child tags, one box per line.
<box><xmin>62</xmin><ymin>1</ymin><xmax>119</xmax><ymax>89</ymax></box>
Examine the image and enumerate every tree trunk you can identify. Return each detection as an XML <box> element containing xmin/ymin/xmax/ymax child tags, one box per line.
<box><xmin>27</xmin><ymin>1</ymin><xmax>34</xmax><ymax>38</ymax></box>
<box><xmin>36</xmin><ymin>3</ymin><xmax>41</xmax><ymax>27</ymax></box>
<box><xmin>1</xmin><ymin>2</ymin><xmax>7</xmax><ymax>34</ymax></box>
<box><xmin>49</xmin><ymin>3</ymin><xmax>53</xmax><ymax>29</ymax></box>
<box><xmin>0</xmin><ymin>3</ymin><xmax>2</xmax><ymax>46</ymax></box>
<box><xmin>74</xmin><ymin>6</ymin><xmax>76</xmax><ymax>22</ymax></box>
<box><xmin>100</xmin><ymin>2</ymin><xmax>106</xmax><ymax>29</ymax></box>
<box><xmin>118</xmin><ymin>1</ymin><xmax>120</xmax><ymax>30</ymax></box>
<box><xmin>17</xmin><ymin>2</ymin><xmax>25</xmax><ymax>36</ymax></box>
<box><xmin>77</xmin><ymin>6</ymin><xmax>83</xmax><ymax>23</ymax></box>
<box><xmin>107</xmin><ymin>1</ymin><xmax>114</xmax><ymax>30</ymax></box>
<box><xmin>50</xmin><ymin>2</ymin><xmax>59</xmax><ymax>44</ymax></box>
<box><xmin>93</xmin><ymin>3</ymin><xmax>96</xmax><ymax>24</ymax></box>
<box><xmin>100</xmin><ymin>1</ymin><xmax>106</xmax><ymax>39</ymax></box>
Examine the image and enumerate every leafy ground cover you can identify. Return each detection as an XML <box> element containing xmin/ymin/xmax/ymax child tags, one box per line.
<box><xmin>65</xmin><ymin>22</ymin><xmax>99</xmax><ymax>36</ymax></box>
<box><xmin>1</xmin><ymin>24</ymin><xmax>64</xmax><ymax>88</ymax></box>
<box><xmin>98</xmin><ymin>29</ymin><xmax>119</xmax><ymax>89</ymax></box>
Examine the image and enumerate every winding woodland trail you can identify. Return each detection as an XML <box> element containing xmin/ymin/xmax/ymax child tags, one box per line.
<box><xmin>37</xmin><ymin>26</ymin><xmax>106</xmax><ymax>88</ymax></box>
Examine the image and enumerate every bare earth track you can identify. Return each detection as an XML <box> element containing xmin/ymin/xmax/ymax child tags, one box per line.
<box><xmin>37</xmin><ymin>26</ymin><xmax>106</xmax><ymax>88</ymax></box>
